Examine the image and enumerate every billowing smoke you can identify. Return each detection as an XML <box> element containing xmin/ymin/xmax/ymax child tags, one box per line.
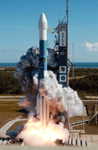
<box><xmin>16</xmin><ymin>114</ymin><xmax>69</xmax><ymax>146</ymax></box>
<box><xmin>39</xmin><ymin>71</ymin><xmax>83</xmax><ymax>117</ymax></box>
<box><xmin>14</xmin><ymin>47</ymin><xmax>83</xmax><ymax>116</ymax></box>
<box><xmin>14</xmin><ymin>47</ymin><xmax>59</xmax><ymax>112</ymax></box>
<box><xmin>13</xmin><ymin>47</ymin><xmax>84</xmax><ymax>145</ymax></box>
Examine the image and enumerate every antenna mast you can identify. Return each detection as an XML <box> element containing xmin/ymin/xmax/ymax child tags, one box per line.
<box><xmin>66</xmin><ymin>0</ymin><xmax>68</xmax><ymax>24</ymax></box>
<box><xmin>66</xmin><ymin>0</ymin><xmax>69</xmax><ymax>86</ymax></box>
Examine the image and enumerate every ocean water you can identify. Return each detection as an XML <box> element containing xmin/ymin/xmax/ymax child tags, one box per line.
<box><xmin>0</xmin><ymin>63</ymin><xmax>17</xmax><ymax>67</ymax></box>
<box><xmin>0</xmin><ymin>62</ymin><xmax>98</xmax><ymax>68</ymax></box>
<box><xmin>74</xmin><ymin>62</ymin><xmax>98</xmax><ymax>68</ymax></box>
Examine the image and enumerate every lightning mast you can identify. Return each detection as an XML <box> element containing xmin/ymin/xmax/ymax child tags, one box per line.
<box><xmin>66</xmin><ymin>0</ymin><xmax>69</xmax><ymax>86</ymax></box>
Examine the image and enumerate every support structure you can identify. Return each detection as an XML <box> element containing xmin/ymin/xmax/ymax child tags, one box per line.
<box><xmin>58</xmin><ymin>0</ymin><xmax>69</xmax><ymax>88</ymax></box>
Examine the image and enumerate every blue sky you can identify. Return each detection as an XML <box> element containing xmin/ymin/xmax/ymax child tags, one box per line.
<box><xmin>0</xmin><ymin>0</ymin><xmax>98</xmax><ymax>62</ymax></box>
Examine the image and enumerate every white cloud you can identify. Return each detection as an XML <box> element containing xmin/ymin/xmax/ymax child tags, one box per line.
<box><xmin>81</xmin><ymin>42</ymin><xmax>98</xmax><ymax>52</ymax></box>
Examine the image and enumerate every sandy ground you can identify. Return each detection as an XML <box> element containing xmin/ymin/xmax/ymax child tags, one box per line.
<box><xmin>0</xmin><ymin>145</ymin><xmax>98</xmax><ymax>150</ymax></box>
<box><xmin>0</xmin><ymin>117</ymin><xmax>27</xmax><ymax>136</ymax></box>
<box><xmin>0</xmin><ymin>96</ymin><xmax>24</xmax><ymax>98</ymax></box>
<box><xmin>0</xmin><ymin>99</ymin><xmax>20</xmax><ymax>101</ymax></box>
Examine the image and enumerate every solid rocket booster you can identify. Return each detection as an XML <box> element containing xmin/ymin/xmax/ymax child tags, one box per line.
<box><xmin>37</xmin><ymin>13</ymin><xmax>49</xmax><ymax>128</ymax></box>
<box><xmin>39</xmin><ymin>13</ymin><xmax>47</xmax><ymax>79</ymax></box>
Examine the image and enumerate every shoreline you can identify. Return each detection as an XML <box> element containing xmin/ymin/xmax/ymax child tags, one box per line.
<box><xmin>0</xmin><ymin>67</ymin><xmax>16</xmax><ymax>70</ymax></box>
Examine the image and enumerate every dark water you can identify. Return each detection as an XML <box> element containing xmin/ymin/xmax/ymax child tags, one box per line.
<box><xmin>0</xmin><ymin>62</ymin><xmax>98</xmax><ymax>68</ymax></box>
<box><xmin>74</xmin><ymin>62</ymin><xmax>98</xmax><ymax>68</ymax></box>
<box><xmin>0</xmin><ymin>63</ymin><xmax>17</xmax><ymax>67</ymax></box>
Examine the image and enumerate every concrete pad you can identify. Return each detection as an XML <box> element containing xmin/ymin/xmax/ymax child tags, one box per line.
<box><xmin>0</xmin><ymin>117</ymin><xmax>27</xmax><ymax>138</ymax></box>
<box><xmin>71</xmin><ymin>130</ymin><xmax>80</xmax><ymax>133</ymax></box>
<box><xmin>0</xmin><ymin>133</ymin><xmax>9</xmax><ymax>138</ymax></box>
<box><xmin>81</xmin><ymin>135</ymin><xmax>98</xmax><ymax>144</ymax></box>
<box><xmin>0</xmin><ymin>145</ymin><xmax>98</xmax><ymax>150</ymax></box>
<box><xmin>87</xmin><ymin>141</ymin><xmax>98</xmax><ymax>147</ymax></box>
<box><xmin>0</xmin><ymin>120</ymin><xmax>18</xmax><ymax>134</ymax></box>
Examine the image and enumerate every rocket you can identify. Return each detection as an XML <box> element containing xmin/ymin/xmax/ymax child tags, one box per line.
<box><xmin>37</xmin><ymin>13</ymin><xmax>49</xmax><ymax>128</ymax></box>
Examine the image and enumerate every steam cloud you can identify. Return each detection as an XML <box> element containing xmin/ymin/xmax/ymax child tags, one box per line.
<box><xmin>13</xmin><ymin>47</ymin><xmax>84</xmax><ymax>145</ymax></box>
<box><xmin>14</xmin><ymin>47</ymin><xmax>83</xmax><ymax>116</ymax></box>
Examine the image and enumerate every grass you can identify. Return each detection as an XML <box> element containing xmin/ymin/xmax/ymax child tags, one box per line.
<box><xmin>0</xmin><ymin>98</ymin><xmax>22</xmax><ymax>101</ymax></box>
<box><xmin>69</xmin><ymin>68</ymin><xmax>98</xmax><ymax>77</ymax></box>
<box><xmin>0</xmin><ymin>94</ymin><xmax>25</xmax><ymax>96</ymax></box>
<box><xmin>83</xmin><ymin>101</ymin><xmax>98</xmax><ymax>117</ymax></box>
<box><xmin>70</xmin><ymin>100</ymin><xmax>98</xmax><ymax>135</ymax></box>
<box><xmin>0</xmin><ymin>101</ymin><xmax>27</xmax><ymax>128</ymax></box>
<box><xmin>77</xmin><ymin>91</ymin><xmax>86</xmax><ymax>100</ymax></box>
<box><xmin>70</xmin><ymin>116</ymin><xmax>90</xmax><ymax>124</ymax></box>
<box><xmin>74</xmin><ymin>91</ymin><xmax>97</xmax><ymax>100</ymax></box>
<box><xmin>7</xmin><ymin>121</ymin><xmax>27</xmax><ymax>131</ymax></box>
<box><xmin>0</xmin><ymin>92</ymin><xmax>97</xmax><ymax>135</ymax></box>
<box><xmin>0</xmin><ymin>101</ymin><xmax>21</xmax><ymax>112</ymax></box>
<box><xmin>73</xmin><ymin>123</ymin><xmax>98</xmax><ymax>135</ymax></box>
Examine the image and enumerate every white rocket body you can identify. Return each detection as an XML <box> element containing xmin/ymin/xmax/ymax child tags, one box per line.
<box><xmin>38</xmin><ymin>13</ymin><xmax>47</xmax><ymax>79</ymax></box>
<box><xmin>37</xmin><ymin>13</ymin><xmax>49</xmax><ymax>129</ymax></box>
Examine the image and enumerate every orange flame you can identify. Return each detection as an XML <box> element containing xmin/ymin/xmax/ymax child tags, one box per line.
<box><xmin>17</xmin><ymin>116</ymin><xmax>69</xmax><ymax>146</ymax></box>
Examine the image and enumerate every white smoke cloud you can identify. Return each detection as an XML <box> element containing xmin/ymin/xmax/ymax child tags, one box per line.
<box><xmin>81</xmin><ymin>42</ymin><xmax>98</xmax><ymax>52</ymax></box>
<box><xmin>39</xmin><ymin>70</ymin><xmax>83</xmax><ymax>117</ymax></box>
<box><xmin>14</xmin><ymin>46</ymin><xmax>84</xmax><ymax>117</ymax></box>
<box><xmin>13</xmin><ymin>46</ymin><xmax>85</xmax><ymax>146</ymax></box>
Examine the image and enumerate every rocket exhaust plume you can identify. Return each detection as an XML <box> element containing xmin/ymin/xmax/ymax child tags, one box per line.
<box><xmin>10</xmin><ymin>13</ymin><xmax>85</xmax><ymax>146</ymax></box>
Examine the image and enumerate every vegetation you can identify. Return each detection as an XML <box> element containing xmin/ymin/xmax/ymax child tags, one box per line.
<box><xmin>0</xmin><ymin>68</ymin><xmax>24</xmax><ymax>95</ymax></box>
<box><xmin>69</xmin><ymin>68</ymin><xmax>98</xmax><ymax>77</ymax></box>
<box><xmin>0</xmin><ymin>67</ymin><xmax>98</xmax><ymax>95</ymax></box>
<box><xmin>0</xmin><ymin>67</ymin><xmax>98</xmax><ymax>135</ymax></box>
<box><xmin>0</xmin><ymin>101</ymin><xmax>27</xmax><ymax>128</ymax></box>
<box><xmin>7</xmin><ymin>120</ymin><xmax>27</xmax><ymax>131</ymax></box>
<box><xmin>77</xmin><ymin>92</ymin><xmax>86</xmax><ymax>100</ymax></box>
<box><xmin>69</xmin><ymin>74</ymin><xmax>98</xmax><ymax>94</ymax></box>
<box><xmin>70</xmin><ymin>116</ymin><xmax>90</xmax><ymax>124</ymax></box>
<box><xmin>73</xmin><ymin>124</ymin><xmax>98</xmax><ymax>135</ymax></box>
<box><xmin>83</xmin><ymin>101</ymin><xmax>98</xmax><ymax>117</ymax></box>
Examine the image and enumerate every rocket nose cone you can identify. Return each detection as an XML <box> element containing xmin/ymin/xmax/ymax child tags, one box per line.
<box><xmin>39</xmin><ymin>13</ymin><xmax>47</xmax><ymax>23</ymax></box>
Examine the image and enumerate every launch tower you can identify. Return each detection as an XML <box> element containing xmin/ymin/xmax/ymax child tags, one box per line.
<box><xmin>57</xmin><ymin>0</ymin><xmax>69</xmax><ymax>87</ymax></box>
